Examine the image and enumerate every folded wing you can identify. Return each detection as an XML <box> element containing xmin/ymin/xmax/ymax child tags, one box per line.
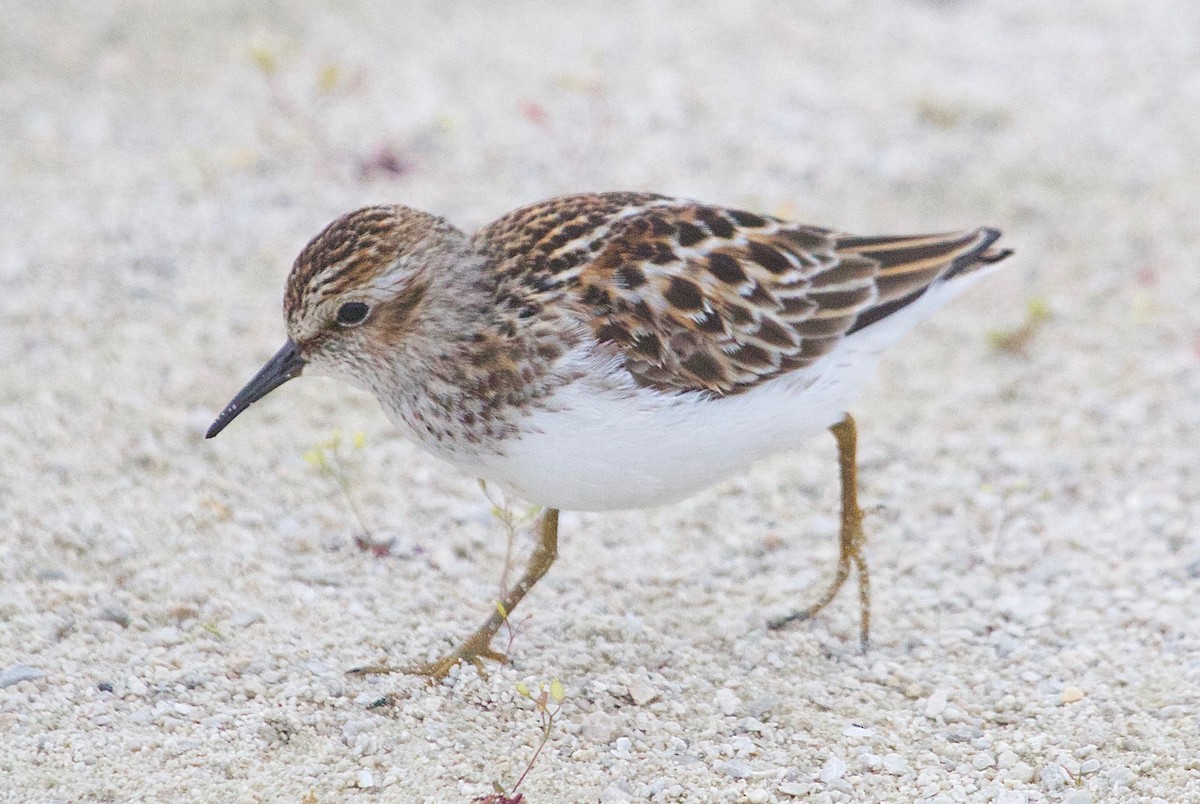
<box><xmin>477</xmin><ymin>193</ymin><xmax>1011</xmax><ymax>396</ymax></box>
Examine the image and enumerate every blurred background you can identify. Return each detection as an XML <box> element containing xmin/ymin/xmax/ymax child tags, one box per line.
<box><xmin>2</xmin><ymin>1</ymin><xmax>1198</xmax><ymax>801</ymax></box>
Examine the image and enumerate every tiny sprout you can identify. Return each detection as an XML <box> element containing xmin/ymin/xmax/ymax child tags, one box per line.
<box><xmin>988</xmin><ymin>295</ymin><xmax>1051</xmax><ymax>355</ymax></box>
<box><xmin>477</xmin><ymin>480</ymin><xmax>543</xmax><ymax>630</ymax></box>
<box><xmin>477</xmin><ymin>679</ymin><xmax>566</xmax><ymax>802</ymax></box>
<box><xmin>1025</xmin><ymin>296</ymin><xmax>1050</xmax><ymax>321</ymax></box>
<box><xmin>249</xmin><ymin>44</ymin><xmax>278</xmax><ymax>76</ymax></box>
<box><xmin>304</xmin><ymin>430</ymin><xmax>377</xmax><ymax>549</ymax></box>
<box><xmin>317</xmin><ymin>63</ymin><xmax>340</xmax><ymax>94</ymax></box>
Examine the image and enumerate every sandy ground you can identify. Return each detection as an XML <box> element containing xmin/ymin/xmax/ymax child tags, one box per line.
<box><xmin>2</xmin><ymin>1</ymin><xmax>1199</xmax><ymax>802</ymax></box>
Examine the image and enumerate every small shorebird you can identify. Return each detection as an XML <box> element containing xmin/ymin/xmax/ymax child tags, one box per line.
<box><xmin>207</xmin><ymin>192</ymin><xmax>1011</xmax><ymax>678</ymax></box>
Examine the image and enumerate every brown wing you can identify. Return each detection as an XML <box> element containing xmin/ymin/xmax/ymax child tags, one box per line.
<box><xmin>475</xmin><ymin>193</ymin><xmax>1010</xmax><ymax>396</ymax></box>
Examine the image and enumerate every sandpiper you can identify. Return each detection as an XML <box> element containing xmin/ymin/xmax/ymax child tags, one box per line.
<box><xmin>208</xmin><ymin>192</ymin><xmax>1011</xmax><ymax>677</ymax></box>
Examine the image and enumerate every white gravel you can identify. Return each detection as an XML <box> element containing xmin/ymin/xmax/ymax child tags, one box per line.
<box><xmin>2</xmin><ymin>1</ymin><xmax>1199</xmax><ymax>802</ymax></box>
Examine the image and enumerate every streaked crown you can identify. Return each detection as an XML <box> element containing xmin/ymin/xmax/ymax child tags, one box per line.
<box><xmin>282</xmin><ymin>204</ymin><xmax>466</xmax><ymax>348</ymax></box>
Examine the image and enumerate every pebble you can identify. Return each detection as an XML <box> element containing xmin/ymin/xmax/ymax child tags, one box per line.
<box><xmin>730</xmin><ymin>736</ymin><xmax>755</xmax><ymax>755</ymax></box>
<box><xmin>642</xmin><ymin>779</ymin><xmax>668</xmax><ymax>797</ymax></box>
<box><xmin>972</xmin><ymin>751</ymin><xmax>996</xmax><ymax>770</ymax></box>
<box><xmin>613</xmin><ymin>736</ymin><xmax>632</xmax><ymax>754</ymax></box>
<box><xmin>715</xmin><ymin>687</ymin><xmax>741</xmax><ymax>716</ymax></box>
<box><xmin>98</xmin><ymin>604</ymin><xmax>131</xmax><ymax>627</ymax></box>
<box><xmin>882</xmin><ymin>753</ymin><xmax>910</xmax><ymax>774</ymax></box>
<box><xmin>924</xmin><ymin>688</ymin><xmax>948</xmax><ymax>718</ymax></box>
<box><xmin>356</xmin><ymin>769</ymin><xmax>374</xmax><ymax>789</ymax></box>
<box><xmin>799</xmin><ymin>680</ymin><xmax>835</xmax><ymax>710</ymax></box>
<box><xmin>819</xmin><ymin>756</ymin><xmax>846</xmax><ymax>783</ymax></box>
<box><xmin>1060</xmin><ymin>686</ymin><xmax>1085</xmax><ymax>704</ymax></box>
<box><xmin>858</xmin><ymin>752</ymin><xmax>882</xmax><ymax>770</ymax></box>
<box><xmin>745</xmin><ymin>789</ymin><xmax>769</xmax><ymax>803</ymax></box>
<box><xmin>716</xmin><ymin>759</ymin><xmax>752</xmax><ymax>778</ymax></box>
<box><xmin>739</xmin><ymin>717</ymin><xmax>768</xmax><ymax>733</ymax></box>
<box><xmin>745</xmin><ymin>695</ymin><xmax>777</xmax><ymax>718</ymax></box>
<box><xmin>941</xmin><ymin>704</ymin><xmax>971</xmax><ymax>724</ymax></box>
<box><xmin>342</xmin><ymin>719</ymin><xmax>375</xmax><ymax>742</ymax></box>
<box><xmin>1062</xmin><ymin>792</ymin><xmax>1091</xmax><ymax>804</ymax></box>
<box><xmin>1005</xmin><ymin>762</ymin><xmax>1035</xmax><ymax>784</ymax></box>
<box><xmin>230</xmin><ymin>610</ymin><xmax>266</xmax><ymax>628</ymax></box>
<box><xmin>353</xmin><ymin>692</ymin><xmax>380</xmax><ymax>707</ymax></box>
<box><xmin>1107</xmin><ymin>767</ymin><xmax>1134</xmax><ymax>786</ymax></box>
<box><xmin>1040</xmin><ymin>764</ymin><xmax>1068</xmax><ymax>790</ymax></box>
<box><xmin>778</xmin><ymin>781</ymin><xmax>815</xmax><ymax>797</ymax></box>
<box><xmin>581</xmin><ymin>711</ymin><xmax>619</xmax><ymax>744</ymax></box>
<box><xmin>0</xmin><ymin>664</ymin><xmax>47</xmax><ymax>688</ymax></box>
<box><xmin>628</xmin><ymin>680</ymin><xmax>659</xmax><ymax>707</ymax></box>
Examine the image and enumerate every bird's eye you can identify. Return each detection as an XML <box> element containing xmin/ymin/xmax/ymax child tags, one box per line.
<box><xmin>336</xmin><ymin>301</ymin><xmax>370</xmax><ymax>326</ymax></box>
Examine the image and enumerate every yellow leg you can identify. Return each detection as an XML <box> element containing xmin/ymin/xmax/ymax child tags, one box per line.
<box><xmin>768</xmin><ymin>414</ymin><xmax>871</xmax><ymax>650</ymax></box>
<box><xmin>350</xmin><ymin>508</ymin><xmax>560</xmax><ymax>682</ymax></box>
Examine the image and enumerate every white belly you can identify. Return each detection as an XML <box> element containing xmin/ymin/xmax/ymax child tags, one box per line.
<box><xmin>415</xmin><ymin>273</ymin><xmax>987</xmax><ymax>511</ymax></box>
<box><xmin>471</xmin><ymin>367</ymin><xmax>854</xmax><ymax>510</ymax></box>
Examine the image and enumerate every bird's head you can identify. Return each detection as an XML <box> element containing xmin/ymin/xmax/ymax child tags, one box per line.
<box><xmin>206</xmin><ymin>205</ymin><xmax>470</xmax><ymax>438</ymax></box>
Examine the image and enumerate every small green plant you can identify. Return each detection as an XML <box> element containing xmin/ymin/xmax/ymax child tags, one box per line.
<box><xmin>304</xmin><ymin>430</ymin><xmax>389</xmax><ymax>554</ymax></box>
<box><xmin>474</xmin><ymin>679</ymin><xmax>567</xmax><ymax>804</ymax></box>
<box><xmin>989</xmin><ymin>296</ymin><xmax>1050</xmax><ymax>355</ymax></box>
<box><xmin>247</xmin><ymin>40</ymin><xmax>410</xmax><ymax>180</ymax></box>
<box><xmin>201</xmin><ymin>622</ymin><xmax>226</xmax><ymax>640</ymax></box>
<box><xmin>477</xmin><ymin>482</ymin><xmax>544</xmax><ymax>607</ymax></box>
<box><xmin>492</xmin><ymin>599</ymin><xmax>528</xmax><ymax>663</ymax></box>
<box><xmin>249</xmin><ymin>39</ymin><xmax>337</xmax><ymax>157</ymax></box>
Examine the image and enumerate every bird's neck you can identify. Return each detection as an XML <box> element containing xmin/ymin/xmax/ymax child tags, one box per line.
<box><xmin>374</xmin><ymin>252</ymin><xmax>579</xmax><ymax>455</ymax></box>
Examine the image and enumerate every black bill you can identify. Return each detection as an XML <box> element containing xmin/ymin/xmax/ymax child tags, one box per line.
<box><xmin>206</xmin><ymin>339</ymin><xmax>306</xmax><ymax>439</ymax></box>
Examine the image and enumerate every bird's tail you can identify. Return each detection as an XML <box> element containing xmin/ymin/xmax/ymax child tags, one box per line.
<box><xmin>839</xmin><ymin>227</ymin><xmax>1013</xmax><ymax>334</ymax></box>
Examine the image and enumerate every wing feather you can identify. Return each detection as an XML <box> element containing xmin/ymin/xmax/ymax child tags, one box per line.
<box><xmin>475</xmin><ymin>193</ymin><xmax>1011</xmax><ymax>396</ymax></box>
